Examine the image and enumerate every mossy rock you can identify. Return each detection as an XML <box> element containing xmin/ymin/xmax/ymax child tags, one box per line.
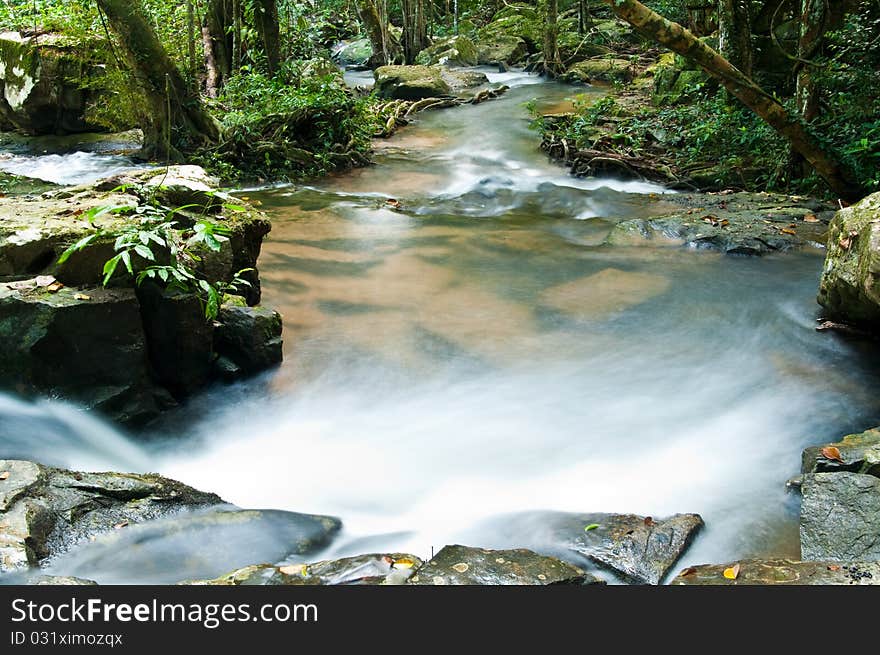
<box><xmin>561</xmin><ymin>58</ymin><xmax>635</xmax><ymax>85</ymax></box>
<box><xmin>477</xmin><ymin>13</ymin><xmax>543</xmax><ymax>50</ymax></box>
<box><xmin>475</xmin><ymin>35</ymin><xmax>528</xmax><ymax>65</ymax></box>
<box><xmin>817</xmin><ymin>192</ymin><xmax>880</xmax><ymax>327</ymax></box>
<box><xmin>415</xmin><ymin>35</ymin><xmax>478</xmax><ymax>67</ymax></box>
<box><xmin>374</xmin><ymin>65</ymin><xmax>452</xmax><ymax>100</ymax></box>
<box><xmin>333</xmin><ymin>38</ymin><xmax>372</xmax><ymax>67</ymax></box>
<box><xmin>491</xmin><ymin>3</ymin><xmax>539</xmax><ymax>22</ymax></box>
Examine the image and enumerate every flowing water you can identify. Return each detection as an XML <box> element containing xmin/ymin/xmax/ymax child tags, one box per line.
<box><xmin>2</xmin><ymin>70</ymin><xmax>880</xmax><ymax>582</ymax></box>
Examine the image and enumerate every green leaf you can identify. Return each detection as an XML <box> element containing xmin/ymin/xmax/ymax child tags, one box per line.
<box><xmin>120</xmin><ymin>250</ymin><xmax>133</xmax><ymax>274</ymax></box>
<box><xmin>102</xmin><ymin>254</ymin><xmax>122</xmax><ymax>286</ymax></box>
<box><xmin>57</xmin><ymin>233</ymin><xmax>98</xmax><ymax>264</ymax></box>
<box><xmin>584</xmin><ymin>524</ymin><xmax>600</xmax><ymax>532</ymax></box>
<box><xmin>134</xmin><ymin>244</ymin><xmax>155</xmax><ymax>261</ymax></box>
<box><xmin>158</xmin><ymin>268</ymin><xmax>170</xmax><ymax>282</ymax></box>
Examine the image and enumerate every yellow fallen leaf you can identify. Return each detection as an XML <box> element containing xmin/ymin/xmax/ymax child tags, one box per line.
<box><xmin>279</xmin><ymin>564</ymin><xmax>307</xmax><ymax>577</ymax></box>
<box><xmin>74</xmin><ymin>293</ymin><xmax>91</xmax><ymax>301</ymax></box>
<box><xmin>821</xmin><ymin>446</ymin><xmax>844</xmax><ymax>463</ymax></box>
<box><xmin>723</xmin><ymin>563</ymin><xmax>741</xmax><ymax>580</ymax></box>
<box><xmin>780</xmin><ymin>228</ymin><xmax>797</xmax><ymax>236</ymax></box>
<box><xmin>0</xmin><ymin>471</ymin><xmax>9</xmax><ymax>480</ymax></box>
<box><xmin>392</xmin><ymin>558</ymin><xmax>415</xmax><ymax>569</ymax></box>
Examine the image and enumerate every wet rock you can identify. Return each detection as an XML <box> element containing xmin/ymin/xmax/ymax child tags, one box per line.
<box><xmin>802</xmin><ymin>426</ymin><xmax>880</xmax><ymax>477</ymax></box>
<box><xmin>671</xmin><ymin>559</ymin><xmax>880</xmax><ymax>585</ymax></box>
<box><xmin>0</xmin><ymin>170</ymin><xmax>57</xmax><ymax>196</ymax></box>
<box><xmin>605</xmin><ymin>192</ymin><xmax>831</xmax><ymax>255</ymax></box>
<box><xmin>476</xmin><ymin>35</ymin><xmax>528</xmax><ymax>66</ymax></box>
<box><xmin>485</xmin><ymin>511</ymin><xmax>703</xmax><ymax>584</ymax></box>
<box><xmin>0</xmin><ymin>282</ymin><xmax>161</xmax><ymax>424</ymax></box>
<box><xmin>477</xmin><ymin>5</ymin><xmax>543</xmax><ymax>50</ymax></box>
<box><xmin>562</xmin><ymin>58</ymin><xmax>636</xmax><ymax>85</ymax></box>
<box><xmin>184</xmin><ymin>553</ymin><xmax>421</xmax><ymax>586</ymax></box>
<box><xmin>30</xmin><ymin>575</ymin><xmax>98</xmax><ymax>585</ymax></box>
<box><xmin>800</xmin><ymin>472</ymin><xmax>880</xmax><ymax>561</ymax></box>
<box><xmin>0</xmin><ymin>32</ymin><xmax>126</xmax><ymax>135</ymax></box>
<box><xmin>333</xmin><ymin>38</ymin><xmax>372</xmax><ymax>68</ymax></box>
<box><xmin>416</xmin><ymin>35</ymin><xmax>478</xmax><ymax>67</ymax></box>
<box><xmin>374</xmin><ymin>65</ymin><xmax>452</xmax><ymax>100</ymax></box>
<box><xmin>214</xmin><ymin>303</ymin><xmax>283</xmax><ymax>377</ymax></box>
<box><xmin>0</xmin><ymin>459</ymin><xmax>222</xmax><ymax>573</ymax></box>
<box><xmin>441</xmin><ymin>69</ymin><xmax>489</xmax><ymax>93</ymax></box>
<box><xmin>407</xmin><ymin>545</ymin><xmax>600</xmax><ymax>585</ymax></box>
<box><xmin>48</xmin><ymin>507</ymin><xmax>342</xmax><ymax>584</ymax></box>
<box><xmin>817</xmin><ymin>192</ymin><xmax>880</xmax><ymax>328</ymax></box>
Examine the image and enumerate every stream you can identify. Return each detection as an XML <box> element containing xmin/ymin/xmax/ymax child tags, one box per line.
<box><xmin>2</xmin><ymin>69</ymin><xmax>880</xmax><ymax>582</ymax></box>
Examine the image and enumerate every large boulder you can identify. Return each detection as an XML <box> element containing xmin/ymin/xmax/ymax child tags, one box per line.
<box><xmin>0</xmin><ymin>32</ymin><xmax>126</xmax><ymax>135</ymax></box>
<box><xmin>802</xmin><ymin>426</ymin><xmax>880</xmax><ymax>477</ymax></box>
<box><xmin>214</xmin><ymin>303</ymin><xmax>283</xmax><ymax>377</ymax></box>
<box><xmin>800</xmin><ymin>472</ymin><xmax>880</xmax><ymax>561</ymax></box>
<box><xmin>671</xmin><ymin>559</ymin><xmax>880</xmax><ymax>585</ymax></box>
<box><xmin>476</xmin><ymin>35</ymin><xmax>528</xmax><ymax>66</ymax></box>
<box><xmin>184</xmin><ymin>553</ymin><xmax>422</xmax><ymax>586</ymax></box>
<box><xmin>0</xmin><ymin>281</ymin><xmax>162</xmax><ymax>424</ymax></box>
<box><xmin>817</xmin><ymin>192</ymin><xmax>880</xmax><ymax>328</ymax></box>
<box><xmin>477</xmin><ymin>5</ymin><xmax>543</xmax><ymax>50</ymax></box>
<box><xmin>415</xmin><ymin>35</ymin><xmax>478</xmax><ymax>67</ymax></box>
<box><xmin>479</xmin><ymin>510</ymin><xmax>703</xmax><ymax>584</ymax></box>
<box><xmin>47</xmin><ymin>507</ymin><xmax>342</xmax><ymax>584</ymax></box>
<box><xmin>0</xmin><ymin>459</ymin><xmax>222</xmax><ymax>572</ymax></box>
<box><xmin>407</xmin><ymin>545</ymin><xmax>600</xmax><ymax>585</ymax></box>
<box><xmin>374</xmin><ymin>65</ymin><xmax>452</xmax><ymax>100</ymax></box>
<box><xmin>562</xmin><ymin>58</ymin><xmax>636</xmax><ymax>85</ymax></box>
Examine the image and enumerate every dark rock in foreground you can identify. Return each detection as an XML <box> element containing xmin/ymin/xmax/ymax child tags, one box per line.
<box><xmin>800</xmin><ymin>472</ymin><xmax>880</xmax><ymax>561</ymax></box>
<box><xmin>184</xmin><ymin>553</ymin><xmax>422</xmax><ymax>586</ymax></box>
<box><xmin>0</xmin><ymin>459</ymin><xmax>222</xmax><ymax>572</ymax></box>
<box><xmin>407</xmin><ymin>545</ymin><xmax>599</xmax><ymax>585</ymax></box>
<box><xmin>485</xmin><ymin>510</ymin><xmax>703</xmax><ymax>584</ymax></box>
<box><xmin>802</xmin><ymin>426</ymin><xmax>880</xmax><ymax>477</ymax></box>
<box><xmin>46</xmin><ymin>507</ymin><xmax>342</xmax><ymax>584</ymax></box>
<box><xmin>671</xmin><ymin>559</ymin><xmax>880</xmax><ymax>585</ymax></box>
<box><xmin>214</xmin><ymin>303</ymin><xmax>283</xmax><ymax>376</ymax></box>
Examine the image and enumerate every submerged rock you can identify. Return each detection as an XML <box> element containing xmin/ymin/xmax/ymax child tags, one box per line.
<box><xmin>802</xmin><ymin>426</ymin><xmax>880</xmax><ymax>477</ymax></box>
<box><xmin>416</xmin><ymin>35</ymin><xmax>478</xmax><ymax>67</ymax></box>
<box><xmin>407</xmin><ymin>545</ymin><xmax>599</xmax><ymax>585</ymax></box>
<box><xmin>374</xmin><ymin>65</ymin><xmax>452</xmax><ymax>100</ymax></box>
<box><xmin>817</xmin><ymin>192</ymin><xmax>880</xmax><ymax>328</ymax></box>
<box><xmin>47</xmin><ymin>507</ymin><xmax>342</xmax><ymax>585</ymax></box>
<box><xmin>184</xmin><ymin>553</ymin><xmax>421</xmax><ymax>586</ymax></box>
<box><xmin>605</xmin><ymin>192</ymin><xmax>831</xmax><ymax>255</ymax></box>
<box><xmin>671</xmin><ymin>559</ymin><xmax>880</xmax><ymax>585</ymax></box>
<box><xmin>800</xmin><ymin>472</ymin><xmax>880</xmax><ymax>561</ymax></box>
<box><xmin>483</xmin><ymin>511</ymin><xmax>703</xmax><ymax>584</ymax></box>
<box><xmin>0</xmin><ymin>459</ymin><xmax>222</xmax><ymax>573</ymax></box>
<box><xmin>539</xmin><ymin>268</ymin><xmax>671</xmax><ymax>320</ymax></box>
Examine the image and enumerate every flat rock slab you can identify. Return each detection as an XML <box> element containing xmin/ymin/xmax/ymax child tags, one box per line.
<box><xmin>184</xmin><ymin>553</ymin><xmax>422</xmax><ymax>586</ymax></box>
<box><xmin>802</xmin><ymin>426</ymin><xmax>880</xmax><ymax>477</ymax></box>
<box><xmin>0</xmin><ymin>459</ymin><xmax>222</xmax><ymax>572</ymax></box>
<box><xmin>800</xmin><ymin>472</ymin><xmax>880</xmax><ymax>561</ymax></box>
<box><xmin>605</xmin><ymin>191</ymin><xmax>832</xmax><ymax>255</ymax></box>
<box><xmin>47</xmin><ymin>507</ymin><xmax>342</xmax><ymax>584</ymax></box>
<box><xmin>407</xmin><ymin>545</ymin><xmax>601</xmax><ymax>585</ymax></box>
<box><xmin>485</xmin><ymin>511</ymin><xmax>703</xmax><ymax>584</ymax></box>
<box><xmin>671</xmin><ymin>559</ymin><xmax>880</xmax><ymax>585</ymax></box>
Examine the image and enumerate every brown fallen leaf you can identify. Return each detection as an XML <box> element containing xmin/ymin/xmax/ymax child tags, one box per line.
<box><xmin>722</xmin><ymin>563</ymin><xmax>741</xmax><ymax>580</ymax></box>
<box><xmin>827</xmin><ymin>565</ymin><xmax>841</xmax><ymax>572</ymax></box>
<box><xmin>680</xmin><ymin>567</ymin><xmax>697</xmax><ymax>577</ymax></box>
<box><xmin>643</xmin><ymin>516</ymin><xmax>655</xmax><ymax>527</ymax></box>
<box><xmin>113</xmin><ymin>521</ymin><xmax>129</xmax><ymax>530</ymax></box>
<box><xmin>386</xmin><ymin>198</ymin><xmax>402</xmax><ymax>209</ymax></box>
<box><xmin>803</xmin><ymin>213</ymin><xmax>819</xmax><ymax>223</ymax></box>
<box><xmin>47</xmin><ymin>281</ymin><xmax>64</xmax><ymax>293</ymax></box>
<box><xmin>0</xmin><ymin>471</ymin><xmax>9</xmax><ymax>480</ymax></box>
<box><xmin>780</xmin><ymin>228</ymin><xmax>797</xmax><ymax>236</ymax></box>
<box><xmin>821</xmin><ymin>446</ymin><xmax>844</xmax><ymax>463</ymax></box>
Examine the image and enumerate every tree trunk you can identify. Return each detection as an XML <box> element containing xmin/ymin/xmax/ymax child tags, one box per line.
<box><xmin>795</xmin><ymin>0</ymin><xmax>825</xmax><ymax>122</ymax></box>
<box><xmin>186</xmin><ymin>0</ymin><xmax>197</xmax><ymax>88</ymax></box>
<box><xmin>543</xmin><ymin>0</ymin><xmax>562</xmax><ymax>76</ymax></box>
<box><xmin>254</xmin><ymin>0</ymin><xmax>281</xmax><ymax>75</ymax></box>
<box><xmin>357</xmin><ymin>0</ymin><xmax>391</xmax><ymax>67</ymax></box>
<box><xmin>402</xmin><ymin>0</ymin><xmax>428</xmax><ymax>64</ymax></box>
<box><xmin>95</xmin><ymin>0</ymin><xmax>219</xmax><ymax>160</ymax></box>
<box><xmin>232</xmin><ymin>0</ymin><xmax>242</xmax><ymax>72</ymax></box>
<box><xmin>718</xmin><ymin>0</ymin><xmax>753</xmax><ymax>76</ymax></box>
<box><xmin>204</xmin><ymin>0</ymin><xmax>233</xmax><ymax>95</ymax></box>
<box><xmin>600</xmin><ymin>0</ymin><xmax>865</xmax><ymax>202</ymax></box>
